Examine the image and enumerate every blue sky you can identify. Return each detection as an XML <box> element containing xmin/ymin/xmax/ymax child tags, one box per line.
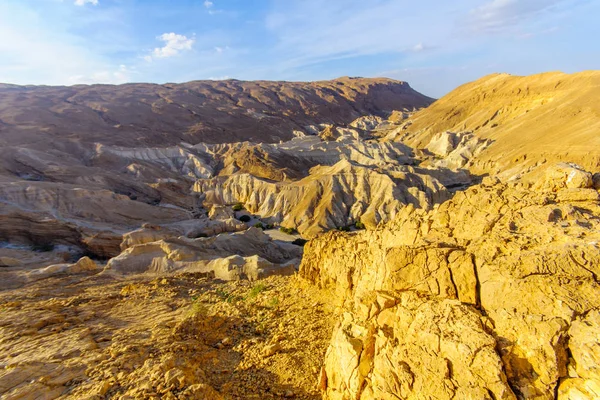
<box><xmin>0</xmin><ymin>0</ymin><xmax>598</xmax><ymax>97</ymax></box>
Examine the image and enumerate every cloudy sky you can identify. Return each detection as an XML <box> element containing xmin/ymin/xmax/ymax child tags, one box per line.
<box><xmin>0</xmin><ymin>0</ymin><xmax>598</xmax><ymax>97</ymax></box>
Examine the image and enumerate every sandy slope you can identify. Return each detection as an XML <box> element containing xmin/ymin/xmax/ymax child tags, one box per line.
<box><xmin>397</xmin><ymin>71</ymin><xmax>600</xmax><ymax>174</ymax></box>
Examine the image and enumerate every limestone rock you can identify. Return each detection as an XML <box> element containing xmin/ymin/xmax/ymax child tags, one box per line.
<box><xmin>196</xmin><ymin>159</ymin><xmax>451</xmax><ymax>238</ymax></box>
<box><xmin>536</xmin><ymin>163</ymin><xmax>593</xmax><ymax>191</ymax></box>
<box><xmin>301</xmin><ymin>164</ymin><xmax>600</xmax><ymax>398</ymax></box>
<box><xmin>27</xmin><ymin>256</ymin><xmax>99</xmax><ymax>281</ymax></box>
<box><xmin>106</xmin><ymin>228</ymin><xmax>300</xmax><ymax>280</ymax></box>
<box><xmin>322</xmin><ymin>291</ymin><xmax>515</xmax><ymax>400</ymax></box>
<box><xmin>424</xmin><ymin>131</ymin><xmax>492</xmax><ymax>170</ymax></box>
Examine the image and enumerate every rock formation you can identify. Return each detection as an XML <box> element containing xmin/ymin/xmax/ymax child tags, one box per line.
<box><xmin>300</xmin><ymin>162</ymin><xmax>600</xmax><ymax>399</ymax></box>
<box><xmin>107</xmin><ymin>228</ymin><xmax>301</xmax><ymax>280</ymax></box>
<box><xmin>0</xmin><ymin>78</ymin><xmax>434</xmax><ymax>259</ymax></box>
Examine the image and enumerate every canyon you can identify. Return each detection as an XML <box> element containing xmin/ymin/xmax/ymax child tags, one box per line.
<box><xmin>1</xmin><ymin>71</ymin><xmax>599</xmax><ymax>399</ymax></box>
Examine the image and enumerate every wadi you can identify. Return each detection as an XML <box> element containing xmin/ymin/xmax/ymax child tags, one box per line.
<box><xmin>0</xmin><ymin>69</ymin><xmax>599</xmax><ymax>400</ymax></box>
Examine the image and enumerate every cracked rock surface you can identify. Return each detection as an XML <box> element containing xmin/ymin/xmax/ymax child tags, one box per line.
<box><xmin>300</xmin><ymin>163</ymin><xmax>600</xmax><ymax>399</ymax></box>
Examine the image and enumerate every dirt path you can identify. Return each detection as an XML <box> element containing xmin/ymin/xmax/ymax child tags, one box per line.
<box><xmin>0</xmin><ymin>273</ymin><xmax>338</xmax><ymax>399</ymax></box>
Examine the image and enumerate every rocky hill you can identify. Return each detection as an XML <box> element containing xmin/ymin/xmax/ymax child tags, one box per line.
<box><xmin>390</xmin><ymin>71</ymin><xmax>600</xmax><ymax>175</ymax></box>
<box><xmin>0</xmin><ymin>77</ymin><xmax>433</xmax><ymax>148</ymax></box>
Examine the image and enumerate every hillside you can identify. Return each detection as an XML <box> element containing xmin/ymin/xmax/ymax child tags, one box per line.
<box><xmin>0</xmin><ymin>77</ymin><xmax>433</xmax><ymax>148</ymax></box>
<box><xmin>394</xmin><ymin>71</ymin><xmax>600</xmax><ymax>175</ymax></box>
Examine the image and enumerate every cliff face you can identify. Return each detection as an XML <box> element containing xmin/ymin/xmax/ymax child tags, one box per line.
<box><xmin>300</xmin><ymin>163</ymin><xmax>600</xmax><ymax>399</ymax></box>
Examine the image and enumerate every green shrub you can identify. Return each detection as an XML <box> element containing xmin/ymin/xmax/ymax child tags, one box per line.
<box><xmin>254</xmin><ymin>222</ymin><xmax>265</xmax><ymax>230</ymax></box>
<box><xmin>189</xmin><ymin>300</ymin><xmax>208</xmax><ymax>317</ymax></box>
<box><xmin>268</xmin><ymin>297</ymin><xmax>280</xmax><ymax>308</ymax></box>
<box><xmin>232</xmin><ymin>203</ymin><xmax>244</xmax><ymax>211</ymax></box>
<box><xmin>279</xmin><ymin>226</ymin><xmax>297</xmax><ymax>235</ymax></box>
<box><xmin>337</xmin><ymin>226</ymin><xmax>351</xmax><ymax>232</ymax></box>
<box><xmin>265</xmin><ymin>224</ymin><xmax>274</xmax><ymax>230</ymax></box>
<box><xmin>292</xmin><ymin>238</ymin><xmax>308</xmax><ymax>247</ymax></box>
<box><xmin>354</xmin><ymin>221</ymin><xmax>365</xmax><ymax>229</ymax></box>
<box><xmin>247</xmin><ymin>283</ymin><xmax>267</xmax><ymax>299</ymax></box>
<box><xmin>239</xmin><ymin>215</ymin><xmax>251</xmax><ymax>222</ymax></box>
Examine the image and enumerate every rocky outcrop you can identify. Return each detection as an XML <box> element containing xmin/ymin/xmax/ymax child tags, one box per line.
<box><xmin>423</xmin><ymin>130</ymin><xmax>493</xmax><ymax>170</ymax></box>
<box><xmin>195</xmin><ymin>159</ymin><xmax>451</xmax><ymax>237</ymax></box>
<box><xmin>300</xmin><ymin>163</ymin><xmax>600</xmax><ymax>399</ymax></box>
<box><xmin>120</xmin><ymin>218</ymin><xmax>247</xmax><ymax>250</ymax></box>
<box><xmin>106</xmin><ymin>228</ymin><xmax>301</xmax><ymax>280</ymax></box>
<box><xmin>323</xmin><ymin>292</ymin><xmax>515</xmax><ymax>400</ymax></box>
<box><xmin>27</xmin><ymin>256</ymin><xmax>99</xmax><ymax>280</ymax></box>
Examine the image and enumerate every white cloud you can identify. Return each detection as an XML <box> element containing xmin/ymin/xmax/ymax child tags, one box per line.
<box><xmin>0</xmin><ymin>2</ymin><xmax>127</xmax><ymax>85</ymax></box>
<box><xmin>146</xmin><ymin>33</ymin><xmax>195</xmax><ymax>61</ymax></box>
<box><xmin>74</xmin><ymin>0</ymin><xmax>99</xmax><ymax>6</ymax></box>
<box><xmin>263</xmin><ymin>1</ymin><xmax>448</xmax><ymax>71</ymax></box>
<box><xmin>412</xmin><ymin>43</ymin><xmax>425</xmax><ymax>52</ymax></box>
<box><xmin>468</xmin><ymin>0</ymin><xmax>567</xmax><ymax>33</ymax></box>
<box><xmin>203</xmin><ymin>1</ymin><xmax>213</xmax><ymax>8</ymax></box>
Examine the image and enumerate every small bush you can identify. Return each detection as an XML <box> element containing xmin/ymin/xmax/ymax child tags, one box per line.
<box><xmin>247</xmin><ymin>283</ymin><xmax>267</xmax><ymax>299</ymax></box>
<box><xmin>189</xmin><ymin>300</ymin><xmax>208</xmax><ymax>317</ymax></box>
<box><xmin>292</xmin><ymin>238</ymin><xmax>308</xmax><ymax>247</ymax></box>
<box><xmin>254</xmin><ymin>222</ymin><xmax>265</xmax><ymax>230</ymax></box>
<box><xmin>239</xmin><ymin>215</ymin><xmax>251</xmax><ymax>223</ymax></box>
<box><xmin>354</xmin><ymin>221</ymin><xmax>366</xmax><ymax>229</ymax></box>
<box><xmin>265</xmin><ymin>224</ymin><xmax>274</xmax><ymax>230</ymax></box>
<box><xmin>279</xmin><ymin>226</ymin><xmax>297</xmax><ymax>235</ymax></box>
<box><xmin>268</xmin><ymin>297</ymin><xmax>280</xmax><ymax>308</ymax></box>
<box><xmin>232</xmin><ymin>203</ymin><xmax>244</xmax><ymax>211</ymax></box>
<box><xmin>215</xmin><ymin>288</ymin><xmax>241</xmax><ymax>303</ymax></box>
<box><xmin>337</xmin><ymin>226</ymin><xmax>351</xmax><ymax>232</ymax></box>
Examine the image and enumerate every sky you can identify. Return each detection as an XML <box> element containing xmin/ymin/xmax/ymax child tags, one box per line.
<box><xmin>0</xmin><ymin>0</ymin><xmax>598</xmax><ymax>97</ymax></box>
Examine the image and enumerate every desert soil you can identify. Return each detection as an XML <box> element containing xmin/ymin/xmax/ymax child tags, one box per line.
<box><xmin>0</xmin><ymin>273</ymin><xmax>337</xmax><ymax>399</ymax></box>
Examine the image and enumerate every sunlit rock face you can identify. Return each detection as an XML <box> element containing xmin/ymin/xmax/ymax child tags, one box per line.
<box><xmin>301</xmin><ymin>163</ymin><xmax>600</xmax><ymax>399</ymax></box>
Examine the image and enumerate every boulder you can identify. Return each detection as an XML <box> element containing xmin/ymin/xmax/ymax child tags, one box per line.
<box><xmin>536</xmin><ymin>163</ymin><xmax>593</xmax><ymax>191</ymax></box>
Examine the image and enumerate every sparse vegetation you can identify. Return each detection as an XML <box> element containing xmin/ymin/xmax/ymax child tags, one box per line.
<box><xmin>247</xmin><ymin>283</ymin><xmax>267</xmax><ymax>299</ymax></box>
<box><xmin>254</xmin><ymin>222</ymin><xmax>265</xmax><ymax>230</ymax></box>
<box><xmin>215</xmin><ymin>288</ymin><xmax>242</xmax><ymax>303</ymax></box>
<box><xmin>268</xmin><ymin>297</ymin><xmax>280</xmax><ymax>308</ymax></box>
<box><xmin>232</xmin><ymin>203</ymin><xmax>244</xmax><ymax>211</ymax></box>
<box><xmin>189</xmin><ymin>300</ymin><xmax>208</xmax><ymax>317</ymax></box>
<box><xmin>239</xmin><ymin>215</ymin><xmax>251</xmax><ymax>222</ymax></box>
<box><xmin>337</xmin><ymin>226</ymin><xmax>351</xmax><ymax>232</ymax></box>
<box><xmin>354</xmin><ymin>221</ymin><xmax>365</xmax><ymax>229</ymax></box>
<box><xmin>279</xmin><ymin>226</ymin><xmax>297</xmax><ymax>235</ymax></box>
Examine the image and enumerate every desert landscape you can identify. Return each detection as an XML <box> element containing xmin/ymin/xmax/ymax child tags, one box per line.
<box><xmin>1</xmin><ymin>1</ymin><xmax>599</xmax><ymax>398</ymax></box>
<box><xmin>1</xmin><ymin>70</ymin><xmax>599</xmax><ymax>399</ymax></box>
